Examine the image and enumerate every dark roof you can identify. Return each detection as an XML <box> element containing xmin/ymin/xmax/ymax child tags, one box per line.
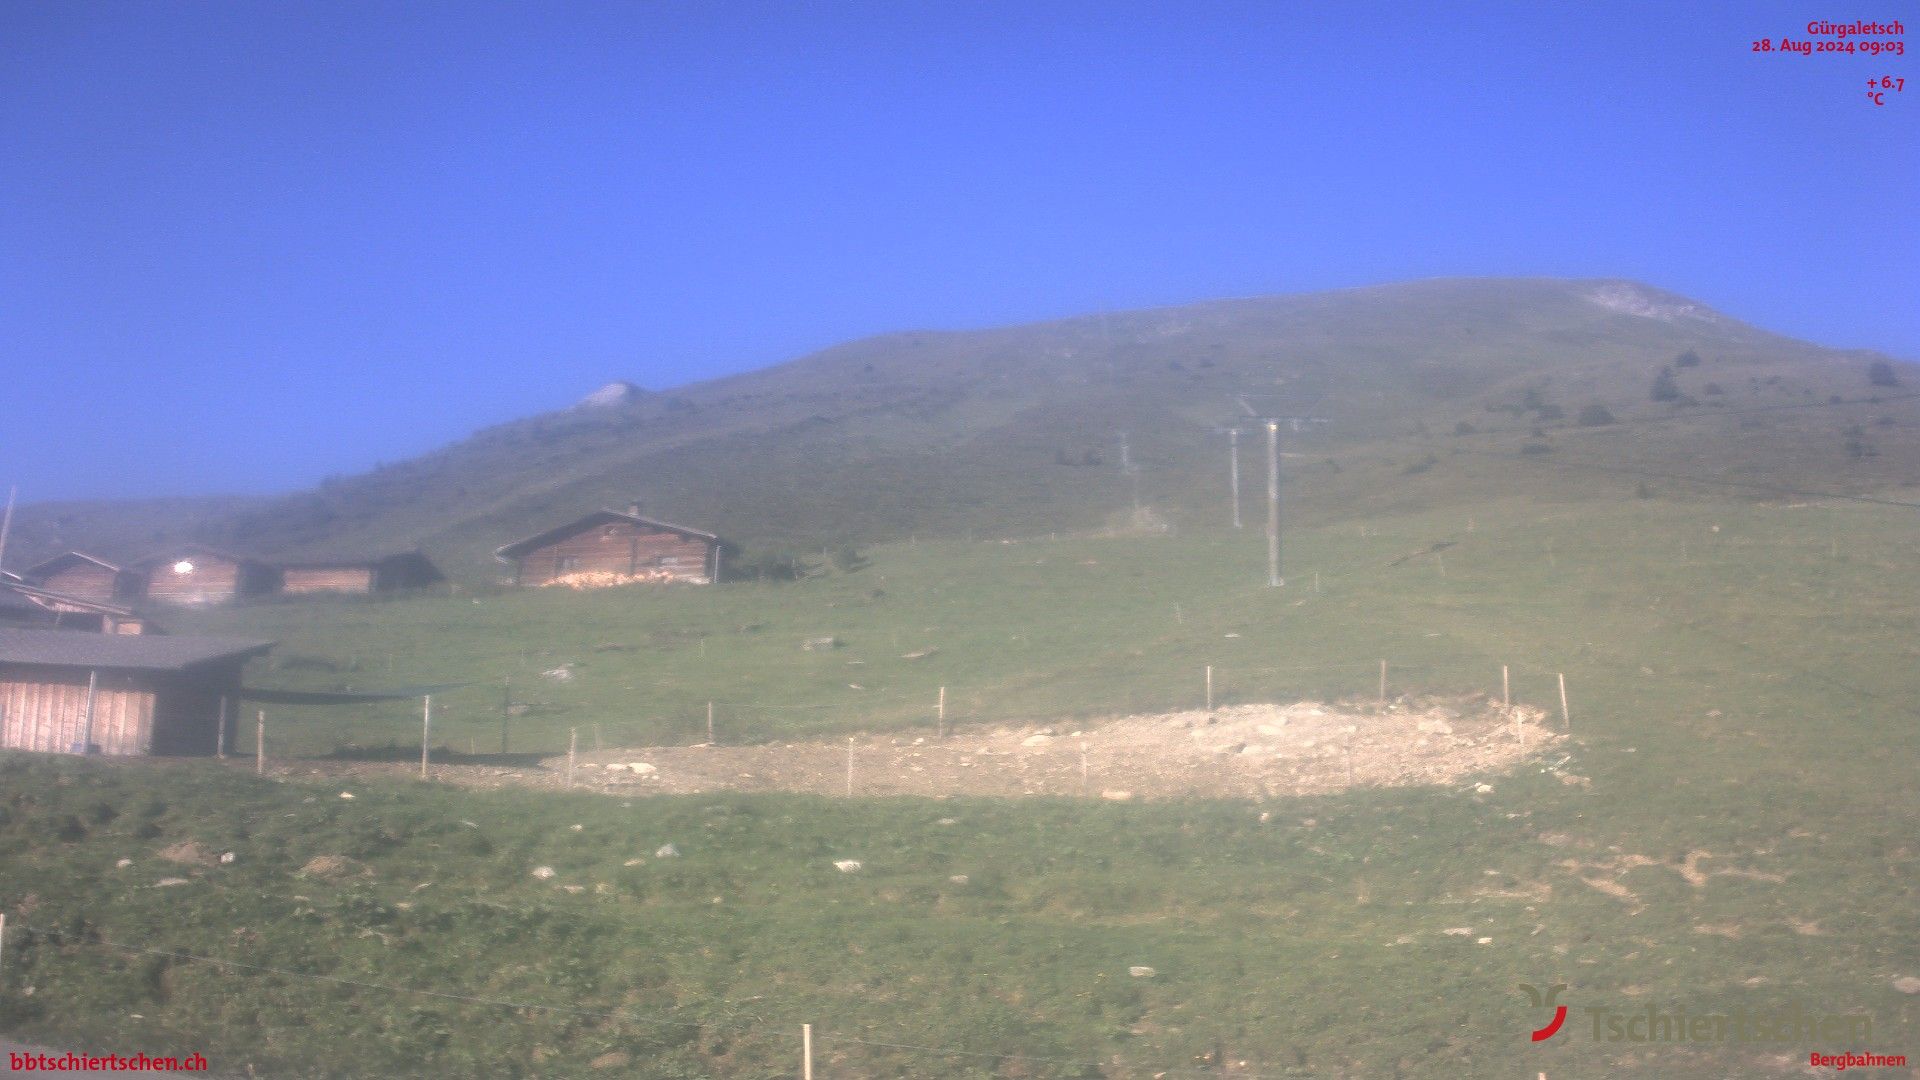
<box><xmin>128</xmin><ymin>544</ymin><xmax>268</xmax><ymax>571</ymax></box>
<box><xmin>23</xmin><ymin>551</ymin><xmax>122</xmax><ymax>578</ymax></box>
<box><xmin>0</xmin><ymin>629</ymin><xmax>272</xmax><ymax>672</ymax></box>
<box><xmin>0</xmin><ymin>579</ymin><xmax>139</xmax><ymax>618</ymax></box>
<box><xmin>276</xmin><ymin>551</ymin><xmax>437</xmax><ymax>570</ymax></box>
<box><xmin>495</xmin><ymin>510</ymin><xmax>720</xmax><ymax>561</ymax></box>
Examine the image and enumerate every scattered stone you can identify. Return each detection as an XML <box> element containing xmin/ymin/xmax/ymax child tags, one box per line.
<box><xmin>900</xmin><ymin>648</ymin><xmax>938</xmax><ymax>660</ymax></box>
<box><xmin>627</xmin><ymin>763</ymin><xmax>657</xmax><ymax>775</ymax></box>
<box><xmin>569</xmin><ymin>824</ymin><xmax>584</xmax><ymax>832</ymax></box>
<box><xmin>115</xmin><ymin>858</ymin><xmax>132</xmax><ymax>869</ymax></box>
<box><xmin>655</xmin><ymin>844</ymin><xmax>679</xmax><ymax>858</ymax></box>
<box><xmin>1474</xmin><ymin>783</ymin><xmax>1494</xmax><ymax>794</ymax></box>
<box><xmin>948</xmin><ymin>875</ymin><xmax>969</xmax><ymax>885</ymax></box>
<box><xmin>1476</xmin><ymin>937</ymin><xmax>1493</xmax><ymax>945</ymax></box>
<box><xmin>590</xmin><ymin>1051</ymin><xmax>631</xmax><ymax>1070</ymax></box>
<box><xmin>833</xmin><ymin>859</ymin><xmax>863</xmax><ymax>873</ymax></box>
<box><xmin>339</xmin><ymin>792</ymin><xmax>355</xmax><ymax>800</ymax></box>
<box><xmin>1442</xmin><ymin>927</ymin><xmax>1473</xmax><ymax>936</ymax></box>
<box><xmin>936</xmin><ymin>818</ymin><xmax>958</xmax><ymax>826</ymax></box>
<box><xmin>1101</xmin><ymin>790</ymin><xmax>1134</xmax><ymax>802</ymax></box>
<box><xmin>219</xmin><ymin>851</ymin><xmax>237</xmax><ymax>865</ymax></box>
<box><xmin>561</xmin><ymin>884</ymin><xmax>585</xmax><ymax>894</ymax></box>
<box><xmin>1020</xmin><ymin>734</ymin><xmax>1052</xmax><ymax>748</ymax></box>
<box><xmin>1417</xmin><ymin>719</ymin><xmax>1453</xmax><ymax>735</ymax></box>
<box><xmin>623</xmin><ymin>858</ymin><xmax>645</xmax><ymax>867</ymax></box>
<box><xmin>1894</xmin><ymin>976</ymin><xmax>1920</xmax><ymax>995</ymax></box>
<box><xmin>541</xmin><ymin>666</ymin><xmax>574</xmax><ymax>682</ymax></box>
<box><xmin>1129</xmin><ymin>966</ymin><xmax>1156</xmax><ymax>979</ymax></box>
<box><xmin>153</xmin><ymin>878</ymin><xmax>190</xmax><ymax>888</ymax></box>
<box><xmin>801</xmin><ymin>637</ymin><xmax>841</xmax><ymax>651</ymax></box>
<box><xmin>531</xmin><ymin>866</ymin><xmax>556</xmax><ymax>880</ymax></box>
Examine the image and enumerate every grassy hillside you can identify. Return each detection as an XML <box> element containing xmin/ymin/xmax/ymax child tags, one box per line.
<box><xmin>9</xmin><ymin>278</ymin><xmax>1915</xmax><ymax>579</ymax></box>
<box><xmin>2</xmin><ymin>491</ymin><xmax>1916</xmax><ymax>1077</ymax></box>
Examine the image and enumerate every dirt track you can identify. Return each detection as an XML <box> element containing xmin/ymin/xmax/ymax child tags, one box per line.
<box><xmin>282</xmin><ymin>695</ymin><xmax>1565</xmax><ymax>802</ymax></box>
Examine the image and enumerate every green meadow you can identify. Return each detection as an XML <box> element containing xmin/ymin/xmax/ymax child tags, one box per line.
<box><xmin>2</xmin><ymin>490</ymin><xmax>1917</xmax><ymax>1076</ymax></box>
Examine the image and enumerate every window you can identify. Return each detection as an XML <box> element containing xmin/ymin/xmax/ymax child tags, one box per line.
<box><xmin>556</xmin><ymin>555</ymin><xmax>581</xmax><ymax>572</ymax></box>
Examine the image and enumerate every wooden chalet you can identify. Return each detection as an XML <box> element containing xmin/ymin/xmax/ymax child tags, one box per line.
<box><xmin>126</xmin><ymin>545</ymin><xmax>277</xmax><ymax>606</ymax></box>
<box><xmin>0</xmin><ymin>579</ymin><xmax>150</xmax><ymax>635</ymax></box>
<box><xmin>277</xmin><ymin>552</ymin><xmax>442</xmax><ymax>595</ymax></box>
<box><xmin>22</xmin><ymin>551</ymin><xmax>128</xmax><ymax>602</ymax></box>
<box><xmin>496</xmin><ymin>506</ymin><xmax>721</xmax><ymax>587</ymax></box>
<box><xmin>0</xmin><ymin>629</ymin><xmax>272</xmax><ymax>756</ymax></box>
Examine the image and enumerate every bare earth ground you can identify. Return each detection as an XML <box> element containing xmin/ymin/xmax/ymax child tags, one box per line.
<box><xmin>276</xmin><ymin>695</ymin><xmax>1568</xmax><ymax>801</ymax></box>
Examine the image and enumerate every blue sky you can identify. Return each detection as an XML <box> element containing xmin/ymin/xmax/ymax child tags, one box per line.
<box><xmin>3</xmin><ymin>1</ymin><xmax>1914</xmax><ymax>500</ymax></box>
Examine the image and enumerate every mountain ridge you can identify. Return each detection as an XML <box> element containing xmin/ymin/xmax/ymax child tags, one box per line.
<box><xmin>6</xmin><ymin>277</ymin><xmax>1913</xmax><ymax>579</ymax></box>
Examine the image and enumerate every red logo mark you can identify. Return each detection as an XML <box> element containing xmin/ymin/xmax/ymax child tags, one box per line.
<box><xmin>1521</xmin><ymin>983</ymin><xmax>1569</xmax><ymax>1042</ymax></box>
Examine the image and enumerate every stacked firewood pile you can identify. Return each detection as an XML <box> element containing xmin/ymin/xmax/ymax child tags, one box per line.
<box><xmin>542</xmin><ymin>568</ymin><xmax>678</xmax><ymax>589</ymax></box>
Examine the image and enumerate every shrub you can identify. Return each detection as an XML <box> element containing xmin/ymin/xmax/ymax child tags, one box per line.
<box><xmin>1868</xmin><ymin>360</ymin><xmax>1900</xmax><ymax>387</ymax></box>
<box><xmin>722</xmin><ymin>549</ymin><xmax>811</xmax><ymax>582</ymax></box>
<box><xmin>1577</xmin><ymin>404</ymin><xmax>1617</xmax><ymax>426</ymax></box>
<box><xmin>1675</xmin><ymin>350</ymin><xmax>1702</xmax><ymax>368</ymax></box>
<box><xmin>1650</xmin><ymin>367</ymin><xmax>1681</xmax><ymax>402</ymax></box>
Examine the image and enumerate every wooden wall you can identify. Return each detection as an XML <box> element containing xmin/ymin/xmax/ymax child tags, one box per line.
<box><xmin>38</xmin><ymin>563</ymin><xmax>122</xmax><ymax>602</ymax></box>
<box><xmin>515</xmin><ymin>522</ymin><xmax>714</xmax><ymax>586</ymax></box>
<box><xmin>139</xmin><ymin>556</ymin><xmax>273</xmax><ymax>605</ymax></box>
<box><xmin>281</xmin><ymin>567</ymin><xmax>376</xmax><ymax>595</ymax></box>
<box><xmin>0</xmin><ymin>667</ymin><xmax>156</xmax><ymax>755</ymax></box>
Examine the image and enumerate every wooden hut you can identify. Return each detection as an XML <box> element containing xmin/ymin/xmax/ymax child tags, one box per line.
<box><xmin>0</xmin><ymin>580</ymin><xmax>151</xmax><ymax>635</ymax></box>
<box><xmin>0</xmin><ymin>629</ymin><xmax>272</xmax><ymax>756</ymax></box>
<box><xmin>495</xmin><ymin>507</ymin><xmax>721</xmax><ymax>587</ymax></box>
<box><xmin>23</xmin><ymin>552</ymin><xmax>128</xmax><ymax>603</ymax></box>
<box><xmin>127</xmin><ymin>545</ymin><xmax>277</xmax><ymax>606</ymax></box>
<box><xmin>277</xmin><ymin>553</ymin><xmax>442</xmax><ymax>596</ymax></box>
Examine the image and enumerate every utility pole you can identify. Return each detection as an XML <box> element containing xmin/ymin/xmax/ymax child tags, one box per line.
<box><xmin>1228</xmin><ymin>429</ymin><xmax>1242</xmax><ymax>528</ymax></box>
<box><xmin>1266</xmin><ymin>421</ymin><xmax>1281</xmax><ymax>587</ymax></box>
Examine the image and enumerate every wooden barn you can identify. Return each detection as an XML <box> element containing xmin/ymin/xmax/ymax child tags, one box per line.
<box><xmin>23</xmin><ymin>551</ymin><xmax>128</xmax><ymax>603</ymax></box>
<box><xmin>127</xmin><ymin>545</ymin><xmax>277</xmax><ymax>606</ymax></box>
<box><xmin>0</xmin><ymin>579</ymin><xmax>151</xmax><ymax>635</ymax></box>
<box><xmin>496</xmin><ymin>506</ymin><xmax>721</xmax><ymax>587</ymax></box>
<box><xmin>277</xmin><ymin>552</ymin><xmax>442</xmax><ymax>596</ymax></box>
<box><xmin>0</xmin><ymin>629</ymin><xmax>272</xmax><ymax>756</ymax></box>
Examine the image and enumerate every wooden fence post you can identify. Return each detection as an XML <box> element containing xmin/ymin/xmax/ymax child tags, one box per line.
<box><xmin>1378</xmin><ymin>659</ymin><xmax>1387</xmax><ymax>705</ymax></box>
<box><xmin>567</xmin><ymin>727</ymin><xmax>577</xmax><ymax>788</ymax></box>
<box><xmin>1205</xmin><ymin>665</ymin><xmax>1213</xmax><ymax>712</ymax></box>
<box><xmin>500</xmin><ymin>677</ymin><xmax>511</xmax><ymax>755</ymax></box>
<box><xmin>1558</xmin><ymin>673</ymin><xmax>1571</xmax><ymax>731</ymax></box>
<box><xmin>255</xmin><ymin>711</ymin><xmax>265</xmax><ymax>776</ymax></box>
<box><xmin>802</xmin><ymin>1023</ymin><xmax>813</xmax><ymax>1080</ymax></box>
<box><xmin>420</xmin><ymin>695</ymin><xmax>432</xmax><ymax>780</ymax></box>
<box><xmin>1502</xmin><ymin>665</ymin><xmax>1510</xmax><ymax>709</ymax></box>
<box><xmin>845</xmin><ymin>738</ymin><xmax>855</xmax><ymax>797</ymax></box>
<box><xmin>707</xmin><ymin>701</ymin><xmax>716</xmax><ymax>745</ymax></box>
<box><xmin>215</xmin><ymin>695</ymin><xmax>227</xmax><ymax>759</ymax></box>
<box><xmin>937</xmin><ymin>686</ymin><xmax>946</xmax><ymax>738</ymax></box>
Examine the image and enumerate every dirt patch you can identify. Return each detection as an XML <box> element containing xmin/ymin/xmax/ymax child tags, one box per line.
<box><xmin>279</xmin><ymin>695</ymin><xmax>1562</xmax><ymax>802</ymax></box>
<box><xmin>298</xmin><ymin>854</ymin><xmax>370</xmax><ymax>880</ymax></box>
<box><xmin>157</xmin><ymin>840</ymin><xmax>216</xmax><ymax>866</ymax></box>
